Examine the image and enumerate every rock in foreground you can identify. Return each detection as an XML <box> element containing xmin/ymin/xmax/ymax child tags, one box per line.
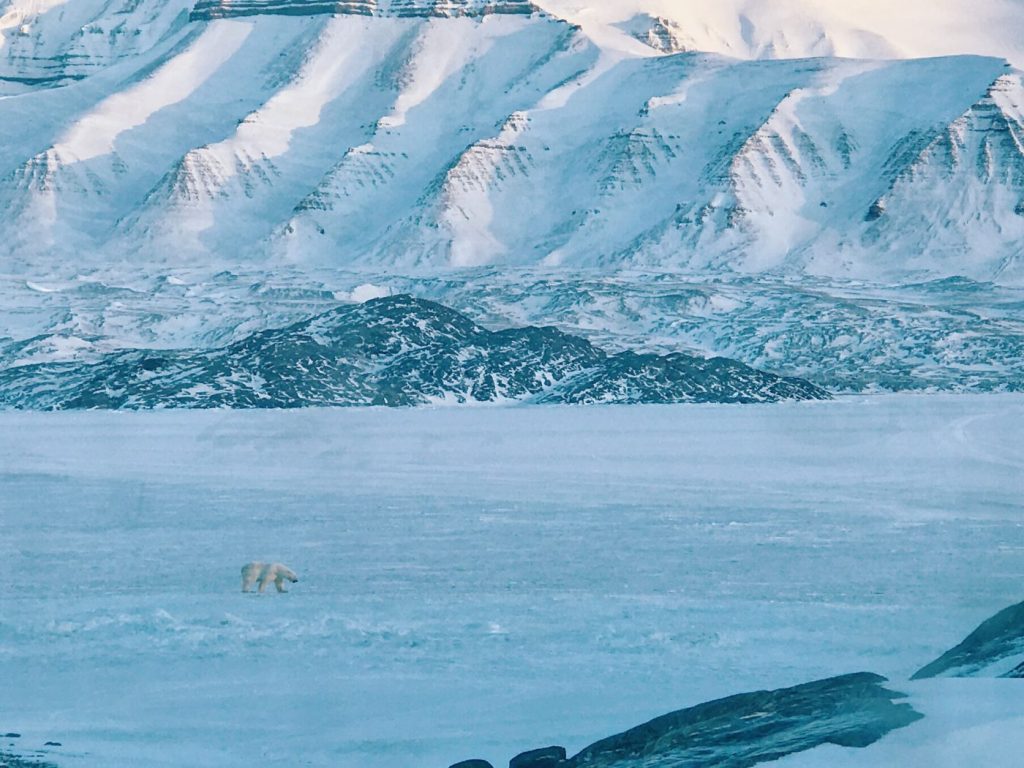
<box><xmin>912</xmin><ymin>598</ymin><xmax>1024</xmax><ymax>679</ymax></box>
<box><xmin>511</xmin><ymin>746</ymin><xmax>568</xmax><ymax>767</ymax></box>
<box><xmin>503</xmin><ymin>673</ymin><xmax>920</xmax><ymax>768</ymax></box>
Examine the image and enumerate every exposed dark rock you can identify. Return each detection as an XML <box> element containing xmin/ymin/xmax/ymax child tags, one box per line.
<box><xmin>510</xmin><ymin>745</ymin><xmax>567</xmax><ymax>768</ymax></box>
<box><xmin>565</xmin><ymin>673</ymin><xmax>921</xmax><ymax>768</ymax></box>
<box><xmin>0</xmin><ymin>750</ymin><xmax>57</xmax><ymax>768</ymax></box>
<box><xmin>450</xmin><ymin>760</ymin><xmax>495</xmax><ymax>768</ymax></box>
<box><xmin>541</xmin><ymin>352</ymin><xmax>822</xmax><ymax>405</ymax></box>
<box><xmin>912</xmin><ymin>598</ymin><xmax>1024</xmax><ymax>679</ymax></box>
<box><xmin>865</xmin><ymin>199</ymin><xmax>886</xmax><ymax>221</ymax></box>
<box><xmin>0</xmin><ymin>296</ymin><xmax>828</xmax><ymax>410</ymax></box>
<box><xmin>190</xmin><ymin>0</ymin><xmax>537</xmax><ymax>21</ymax></box>
<box><xmin>617</xmin><ymin>14</ymin><xmax>687</xmax><ymax>54</ymax></box>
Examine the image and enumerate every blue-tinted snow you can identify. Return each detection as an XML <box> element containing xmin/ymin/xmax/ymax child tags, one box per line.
<box><xmin>1</xmin><ymin>395</ymin><xmax>1022</xmax><ymax>766</ymax></box>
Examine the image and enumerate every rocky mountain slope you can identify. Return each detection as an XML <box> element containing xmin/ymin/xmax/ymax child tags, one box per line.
<box><xmin>0</xmin><ymin>295</ymin><xmax>828</xmax><ymax>408</ymax></box>
<box><xmin>0</xmin><ymin>0</ymin><xmax>1022</xmax><ymax>281</ymax></box>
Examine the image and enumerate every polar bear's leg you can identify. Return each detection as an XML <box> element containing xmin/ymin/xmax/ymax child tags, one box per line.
<box><xmin>241</xmin><ymin>563</ymin><xmax>261</xmax><ymax>593</ymax></box>
<box><xmin>274</xmin><ymin>574</ymin><xmax>290</xmax><ymax>593</ymax></box>
<box><xmin>257</xmin><ymin>572</ymin><xmax>272</xmax><ymax>593</ymax></box>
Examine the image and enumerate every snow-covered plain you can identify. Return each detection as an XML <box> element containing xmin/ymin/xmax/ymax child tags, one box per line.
<box><xmin>2</xmin><ymin>395</ymin><xmax>1023</xmax><ymax>766</ymax></box>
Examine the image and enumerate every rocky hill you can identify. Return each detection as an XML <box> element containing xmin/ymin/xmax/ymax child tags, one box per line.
<box><xmin>0</xmin><ymin>295</ymin><xmax>828</xmax><ymax>409</ymax></box>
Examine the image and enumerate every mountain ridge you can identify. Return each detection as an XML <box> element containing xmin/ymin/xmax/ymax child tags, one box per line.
<box><xmin>189</xmin><ymin>0</ymin><xmax>538</xmax><ymax>20</ymax></box>
<box><xmin>3</xmin><ymin>270</ymin><xmax>1022</xmax><ymax>395</ymax></box>
<box><xmin>0</xmin><ymin>1</ymin><xmax>1022</xmax><ymax>282</ymax></box>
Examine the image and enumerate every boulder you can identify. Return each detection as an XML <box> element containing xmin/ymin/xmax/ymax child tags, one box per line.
<box><xmin>566</xmin><ymin>673</ymin><xmax>921</xmax><ymax>768</ymax></box>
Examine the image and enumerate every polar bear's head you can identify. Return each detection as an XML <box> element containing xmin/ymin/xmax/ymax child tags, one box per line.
<box><xmin>277</xmin><ymin>565</ymin><xmax>298</xmax><ymax>583</ymax></box>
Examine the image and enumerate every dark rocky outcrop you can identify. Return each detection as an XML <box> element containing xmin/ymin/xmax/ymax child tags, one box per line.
<box><xmin>912</xmin><ymin>598</ymin><xmax>1024</xmax><ymax>679</ymax></box>
<box><xmin>539</xmin><ymin>351</ymin><xmax>819</xmax><ymax>405</ymax></box>
<box><xmin>485</xmin><ymin>673</ymin><xmax>920</xmax><ymax>768</ymax></box>
<box><xmin>510</xmin><ymin>746</ymin><xmax>567</xmax><ymax>768</ymax></box>
<box><xmin>0</xmin><ymin>750</ymin><xmax>57</xmax><ymax>768</ymax></box>
<box><xmin>190</xmin><ymin>0</ymin><xmax>537</xmax><ymax>21</ymax></box>
<box><xmin>450</xmin><ymin>760</ymin><xmax>495</xmax><ymax>768</ymax></box>
<box><xmin>562</xmin><ymin>673</ymin><xmax>920</xmax><ymax>768</ymax></box>
<box><xmin>0</xmin><ymin>295</ymin><xmax>828</xmax><ymax>410</ymax></box>
<box><xmin>191</xmin><ymin>0</ymin><xmax>376</xmax><ymax>18</ymax></box>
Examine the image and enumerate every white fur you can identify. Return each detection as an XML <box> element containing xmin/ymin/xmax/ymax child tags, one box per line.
<box><xmin>241</xmin><ymin>561</ymin><xmax>299</xmax><ymax>593</ymax></box>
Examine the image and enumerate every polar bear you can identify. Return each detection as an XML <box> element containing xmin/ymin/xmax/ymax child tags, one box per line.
<box><xmin>241</xmin><ymin>561</ymin><xmax>299</xmax><ymax>593</ymax></box>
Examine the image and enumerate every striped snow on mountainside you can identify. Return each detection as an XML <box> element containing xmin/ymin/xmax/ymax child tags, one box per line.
<box><xmin>0</xmin><ymin>0</ymin><xmax>1022</xmax><ymax>281</ymax></box>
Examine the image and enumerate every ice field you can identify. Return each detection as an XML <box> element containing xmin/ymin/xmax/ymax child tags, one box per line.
<box><xmin>1</xmin><ymin>395</ymin><xmax>1023</xmax><ymax>766</ymax></box>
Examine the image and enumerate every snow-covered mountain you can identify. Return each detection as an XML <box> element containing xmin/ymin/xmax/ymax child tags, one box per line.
<box><xmin>1</xmin><ymin>0</ymin><xmax>1023</xmax><ymax>282</ymax></box>
<box><xmin>538</xmin><ymin>0</ymin><xmax>1024</xmax><ymax>65</ymax></box>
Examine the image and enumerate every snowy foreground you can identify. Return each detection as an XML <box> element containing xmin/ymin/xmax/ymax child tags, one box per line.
<box><xmin>1</xmin><ymin>395</ymin><xmax>1023</xmax><ymax>767</ymax></box>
